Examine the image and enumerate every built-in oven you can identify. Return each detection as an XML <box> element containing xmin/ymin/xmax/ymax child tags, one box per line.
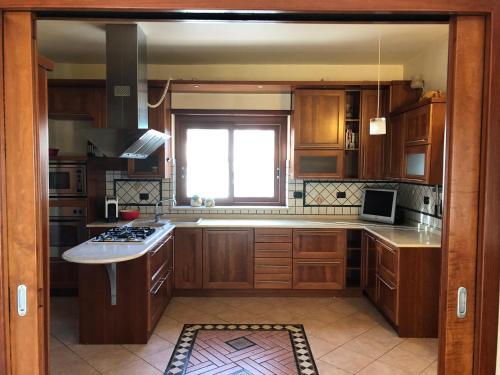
<box><xmin>49</xmin><ymin>162</ymin><xmax>86</xmax><ymax>198</ymax></box>
<box><xmin>49</xmin><ymin>206</ymin><xmax>87</xmax><ymax>259</ymax></box>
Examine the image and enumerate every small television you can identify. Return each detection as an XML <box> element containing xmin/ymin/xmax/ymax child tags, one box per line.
<box><xmin>360</xmin><ymin>188</ymin><xmax>398</xmax><ymax>224</ymax></box>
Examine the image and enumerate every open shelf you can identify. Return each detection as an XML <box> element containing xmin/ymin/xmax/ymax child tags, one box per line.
<box><xmin>345</xmin><ymin>91</ymin><xmax>361</xmax><ymax>179</ymax></box>
<box><xmin>346</xmin><ymin>230</ymin><xmax>363</xmax><ymax>288</ymax></box>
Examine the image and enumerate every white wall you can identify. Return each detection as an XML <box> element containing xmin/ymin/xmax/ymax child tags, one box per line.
<box><xmin>403</xmin><ymin>36</ymin><xmax>449</xmax><ymax>92</ymax></box>
<box><xmin>48</xmin><ymin>63</ymin><xmax>404</xmax><ymax>81</ymax></box>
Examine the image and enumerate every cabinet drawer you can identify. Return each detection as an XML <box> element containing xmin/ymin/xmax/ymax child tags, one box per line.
<box><xmin>255</xmin><ymin>242</ymin><xmax>293</xmax><ymax>258</ymax></box>
<box><xmin>293</xmin><ymin>259</ymin><xmax>345</xmax><ymax>289</ymax></box>
<box><xmin>376</xmin><ymin>273</ymin><xmax>398</xmax><ymax>325</ymax></box>
<box><xmin>149</xmin><ymin>234</ymin><xmax>173</xmax><ymax>280</ymax></box>
<box><xmin>293</xmin><ymin>229</ymin><xmax>346</xmax><ymax>259</ymax></box>
<box><xmin>255</xmin><ymin>228</ymin><xmax>292</xmax><ymax>243</ymax></box>
<box><xmin>149</xmin><ymin>266</ymin><xmax>173</xmax><ymax>331</ymax></box>
<box><xmin>377</xmin><ymin>241</ymin><xmax>398</xmax><ymax>284</ymax></box>
<box><xmin>255</xmin><ymin>274</ymin><xmax>292</xmax><ymax>289</ymax></box>
<box><xmin>255</xmin><ymin>258</ymin><xmax>292</xmax><ymax>274</ymax></box>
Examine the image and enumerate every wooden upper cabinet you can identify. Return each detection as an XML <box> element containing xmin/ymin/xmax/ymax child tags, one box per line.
<box><xmin>384</xmin><ymin>113</ymin><xmax>405</xmax><ymax>179</ymax></box>
<box><xmin>292</xmin><ymin>90</ymin><xmax>345</xmax><ymax>149</ymax></box>
<box><xmin>405</xmin><ymin>104</ymin><xmax>431</xmax><ymax>145</ymax></box>
<box><xmin>293</xmin><ymin>149</ymin><xmax>344</xmax><ymax>179</ymax></box>
<box><xmin>360</xmin><ymin>90</ymin><xmax>385</xmax><ymax>179</ymax></box>
<box><xmin>128</xmin><ymin>85</ymin><xmax>172</xmax><ymax>178</ymax></box>
<box><xmin>202</xmin><ymin>228</ymin><xmax>254</xmax><ymax>289</ymax></box>
<box><xmin>48</xmin><ymin>83</ymin><xmax>106</xmax><ymax>128</ymax></box>
<box><xmin>174</xmin><ymin>228</ymin><xmax>203</xmax><ymax>289</ymax></box>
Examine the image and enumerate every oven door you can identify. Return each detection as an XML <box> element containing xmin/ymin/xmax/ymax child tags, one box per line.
<box><xmin>49</xmin><ymin>165</ymin><xmax>86</xmax><ymax>197</ymax></box>
<box><xmin>49</xmin><ymin>218</ymin><xmax>87</xmax><ymax>258</ymax></box>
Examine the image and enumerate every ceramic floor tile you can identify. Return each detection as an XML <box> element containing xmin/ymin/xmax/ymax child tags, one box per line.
<box><xmin>315</xmin><ymin>360</ymin><xmax>351</xmax><ymax>374</ymax></box>
<box><xmin>378</xmin><ymin>345</ymin><xmax>434</xmax><ymax>374</ymax></box>
<box><xmin>142</xmin><ymin>347</ymin><xmax>175</xmax><ymax>372</ymax></box>
<box><xmin>307</xmin><ymin>335</ymin><xmax>339</xmax><ymax>359</ymax></box>
<box><xmin>320</xmin><ymin>346</ymin><xmax>375</xmax><ymax>374</ymax></box>
<box><xmin>123</xmin><ymin>334</ymin><xmax>175</xmax><ymax>358</ymax></box>
<box><xmin>305</xmin><ymin>306</ymin><xmax>350</xmax><ymax>324</ymax></box>
<box><xmin>69</xmin><ymin>345</ymin><xmax>141</xmax><ymax>373</ymax></box>
<box><xmin>50</xmin><ymin>335</ymin><xmax>64</xmax><ymax>351</ymax></box>
<box><xmin>420</xmin><ymin>360</ymin><xmax>438</xmax><ymax>375</ymax></box>
<box><xmin>102</xmin><ymin>359</ymin><xmax>162</xmax><ymax>375</ymax></box>
<box><xmin>50</xmin><ymin>346</ymin><xmax>99</xmax><ymax>375</ymax></box>
<box><xmin>357</xmin><ymin>360</ymin><xmax>412</xmax><ymax>374</ymax></box>
<box><xmin>396</xmin><ymin>338</ymin><xmax>439</xmax><ymax>361</ymax></box>
<box><xmin>342</xmin><ymin>325</ymin><xmax>404</xmax><ymax>360</ymax></box>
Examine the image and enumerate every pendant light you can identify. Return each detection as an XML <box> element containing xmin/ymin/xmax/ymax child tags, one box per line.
<box><xmin>370</xmin><ymin>33</ymin><xmax>386</xmax><ymax>135</ymax></box>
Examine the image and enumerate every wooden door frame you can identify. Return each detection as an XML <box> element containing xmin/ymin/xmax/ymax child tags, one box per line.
<box><xmin>0</xmin><ymin>2</ymin><xmax>498</xmax><ymax>374</ymax></box>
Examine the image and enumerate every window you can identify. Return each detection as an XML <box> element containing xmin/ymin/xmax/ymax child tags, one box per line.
<box><xmin>175</xmin><ymin>114</ymin><xmax>287</xmax><ymax>206</ymax></box>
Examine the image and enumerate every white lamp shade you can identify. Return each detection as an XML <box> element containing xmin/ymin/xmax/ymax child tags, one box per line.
<box><xmin>369</xmin><ymin>117</ymin><xmax>386</xmax><ymax>135</ymax></box>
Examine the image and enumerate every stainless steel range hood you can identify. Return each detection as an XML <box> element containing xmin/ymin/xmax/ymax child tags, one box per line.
<box><xmin>86</xmin><ymin>24</ymin><xmax>169</xmax><ymax>159</ymax></box>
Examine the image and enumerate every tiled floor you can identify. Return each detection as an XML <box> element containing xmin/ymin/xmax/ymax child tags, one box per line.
<box><xmin>50</xmin><ymin>296</ymin><xmax>438</xmax><ymax>374</ymax></box>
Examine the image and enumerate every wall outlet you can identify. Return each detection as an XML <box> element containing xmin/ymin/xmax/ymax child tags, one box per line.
<box><xmin>337</xmin><ymin>191</ymin><xmax>347</xmax><ymax>198</ymax></box>
<box><xmin>293</xmin><ymin>191</ymin><xmax>303</xmax><ymax>199</ymax></box>
<box><xmin>424</xmin><ymin>196</ymin><xmax>430</xmax><ymax>205</ymax></box>
<box><xmin>139</xmin><ymin>193</ymin><xmax>149</xmax><ymax>201</ymax></box>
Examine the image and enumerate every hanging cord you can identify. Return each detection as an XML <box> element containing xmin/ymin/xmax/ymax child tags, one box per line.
<box><xmin>377</xmin><ymin>33</ymin><xmax>381</xmax><ymax>118</ymax></box>
<box><xmin>147</xmin><ymin>78</ymin><xmax>172</xmax><ymax>108</ymax></box>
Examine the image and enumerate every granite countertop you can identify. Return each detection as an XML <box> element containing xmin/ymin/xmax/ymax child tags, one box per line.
<box><xmin>65</xmin><ymin>216</ymin><xmax>441</xmax><ymax>265</ymax></box>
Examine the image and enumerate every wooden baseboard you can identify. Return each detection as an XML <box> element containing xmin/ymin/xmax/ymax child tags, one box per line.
<box><xmin>173</xmin><ymin>288</ymin><xmax>363</xmax><ymax>297</ymax></box>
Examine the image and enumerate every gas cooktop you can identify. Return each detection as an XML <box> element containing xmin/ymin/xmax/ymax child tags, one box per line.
<box><xmin>91</xmin><ymin>226</ymin><xmax>156</xmax><ymax>243</ymax></box>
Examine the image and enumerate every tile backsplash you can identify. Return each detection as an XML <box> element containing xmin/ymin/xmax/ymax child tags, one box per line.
<box><xmin>105</xmin><ymin>170</ymin><xmax>442</xmax><ymax>228</ymax></box>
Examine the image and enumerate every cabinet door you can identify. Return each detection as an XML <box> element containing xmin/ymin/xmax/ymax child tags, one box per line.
<box><xmin>389</xmin><ymin>113</ymin><xmax>405</xmax><ymax>179</ymax></box>
<box><xmin>174</xmin><ymin>228</ymin><xmax>203</xmax><ymax>289</ymax></box>
<box><xmin>377</xmin><ymin>240</ymin><xmax>398</xmax><ymax>284</ymax></box>
<box><xmin>128</xmin><ymin>86</ymin><xmax>172</xmax><ymax>178</ymax></box>
<box><xmin>403</xmin><ymin>144</ymin><xmax>430</xmax><ymax>183</ymax></box>
<box><xmin>360</xmin><ymin>90</ymin><xmax>384</xmax><ymax>179</ymax></box>
<box><xmin>376</xmin><ymin>274</ymin><xmax>398</xmax><ymax>325</ymax></box>
<box><xmin>293</xmin><ymin>229</ymin><xmax>346</xmax><ymax>259</ymax></box>
<box><xmin>149</xmin><ymin>265</ymin><xmax>173</xmax><ymax>331</ymax></box>
<box><xmin>363</xmin><ymin>233</ymin><xmax>377</xmax><ymax>302</ymax></box>
<box><xmin>405</xmin><ymin>105</ymin><xmax>431</xmax><ymax>145</ymax></box>
<box><xmin>203</xmin><ymin>228</ymin><xmax>254</xmax><ymax>289</ymax></box>
<box><xmin>293</xmin><ymin>90</ymin><xmax>345</xmax><ymax>149</ymax></box>
<box><xmin>293</xmin><ymin>259</ymin><xmax>345</xmax><ymax>289</ymax></box>
<box><xmin>293</xmin><ymin>149</ymin><xmax>344</xmax><ymax>179</ymax></box>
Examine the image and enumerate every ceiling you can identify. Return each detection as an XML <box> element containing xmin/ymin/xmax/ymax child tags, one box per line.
<box><xmin>37</xmin><ymin>21</ymin><xmax>449</xmax><ymax>65</ymax></box>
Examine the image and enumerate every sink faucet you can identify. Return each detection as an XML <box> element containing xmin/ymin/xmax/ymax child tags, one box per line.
<box><xmin>155</xmin><ymin>198</ymin><xmax>176</xmax><ymax>222</ymax></box>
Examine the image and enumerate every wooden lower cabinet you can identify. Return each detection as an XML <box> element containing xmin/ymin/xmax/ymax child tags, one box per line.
<box><xmin>79</xmin><ymin>233</ymin><xmax>173</xmax><ymax>344</ymax></box>
<box><xmin>293</xmin><ymin>229</ymin><xmax>346</xmax><ymax>259</ymax></box>
<box><xmin>203</xmin><ymin>228</ymin><xmax>254</xmax><ymax>289</ymax></box>
<box><xmin>174</xmin><ymin>228</ymin><xmax>203</xmax><ymax>289</ymax></box>
<box><xmin>293</xmin><ymin>259</ymin><xmax>345</xmax><ymax>289</ymax></box>
<box><xmin>362</xmin><ymin>230</ymin><xmax>441</xmax><ymax>337</ymax></box>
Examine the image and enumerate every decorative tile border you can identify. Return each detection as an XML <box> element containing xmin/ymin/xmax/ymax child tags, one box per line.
<box><xmin>113</xmin><ymin>178</ymin><xmax>162</xmax><ymax>207</ymax></box>
<box><xmin>164</xmin><ymin>323</ymin><xmax>318</xmax><ymax>375</ymax></box>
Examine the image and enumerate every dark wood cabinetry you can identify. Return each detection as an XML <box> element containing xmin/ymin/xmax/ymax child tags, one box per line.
<box><xmin>384</xmin><ymin>113</ymin><xmax>405</xmax><ymax>179</ymax></box>
<box><xmin>293</xmin><ymin>229</ymin><xmax>346</xmax><ymax>259</ymax></box>
<box><xmin>174</xmin><ymin>228</ymin><xmax>203</xmax><ymax>289</ymax></box>
<box><xmin>360</xmin><ymin>90</ymin><xmax>385</xmax><ymax>179</ymax></box>
<box><xmin>203</xmin><ymin>228</ymin><xmax>254</xmax><ymax>289</ymax></box>
<box><xmin>293</xmin><ymin>259</ymin><xmax>345</xmax><ymax>289</ymax></box>
<box><xmin>293</xmin><ymin>149</ymin><xmax>344</xmax><ymax>179</ymax></box>
<box><xmin>362</xmin><ymin>230</ymin><xmax>441</xmax><ymax>337</ymax></box>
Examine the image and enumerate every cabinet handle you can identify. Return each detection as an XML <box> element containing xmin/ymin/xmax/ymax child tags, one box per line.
<box><xmin>150</xmin><ymin>270</ymin><xmax>171</xmax><ymax>295</ymax></box>
<box><xmin>259</xmin><ymin>249</ymin><xmax>289</xmax><ymax>252</ymax></box>
<box><xmin>376</xmin><ymin>274</ymin><xmax>396</xmax><ymax>291</ymax></box>
<box><xmin>258</xmin><ymin>265</ymin><xmax>289</xmax><ymax>269</ymax></box>
<box><xmin>296</xmin><ymin>261</ymin><xmax>341</xmax><ymax>265</ymax></box>
<box><xmin>256</xmin><ymin>280</ymin><xmax>289</xmax><ymax>284</ymax></box>
<box><xmin>149</xmin><ymin>235</ymin><xmax>173</xmax><ymax>256</ymax></box>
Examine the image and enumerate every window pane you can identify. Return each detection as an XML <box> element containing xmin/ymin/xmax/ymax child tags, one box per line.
<box><xmin>234</xmin><ymin>129</ymin><xmax>275</xmax><ymax>197</ymax></box>
<box><xmin>186</xmin><ymin>129</ymin><xmax>229</xmax><ymax>198</ymax></box>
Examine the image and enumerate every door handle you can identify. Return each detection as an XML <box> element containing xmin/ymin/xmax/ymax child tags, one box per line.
<box><xmin>457</xmin><ymin>286</ymin><xmax>467</xmax><ymax>319</ymax></box>
<box><xmin>17</xmin><ymin>285</ymin><xmax>27</xmax><ymax>317</ymax></box>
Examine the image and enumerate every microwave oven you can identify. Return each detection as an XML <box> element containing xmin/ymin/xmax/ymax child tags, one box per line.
<box><xmin>49</xmin><ymin>162</ymin><xmax>86</xmax><ymax>197</ymax></box>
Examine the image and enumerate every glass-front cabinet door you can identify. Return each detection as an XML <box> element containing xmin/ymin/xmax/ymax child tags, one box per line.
<box><xmin>403</xmin><ymin>144</ymin><xmax>430</xmax><ymax>182</ymax></box>
<box><xmin>293</xmin><ymin>149</ymin><xmax>344</xmax><ymax>179</ymax></box>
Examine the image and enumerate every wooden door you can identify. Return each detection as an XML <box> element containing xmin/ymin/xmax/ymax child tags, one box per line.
<box><xmin>405</xmin><ymin>104</ymin><xmax>431</xmax><ymax>145</ymax></box>
<box><xmin>389</xmin><ymin>113</ymin><xmax>405</xmax><ymax>179</ymax></box>
<box><xmin>360</xmin><ymin>90</ymin><xmax>384</xmax><ymax>179</ymax></box>
<box><xmin>293</xmin><ymin>89</ymin><xmax>345</xmax><ymax>149</ymax></box>
<box><xmin>174</xmin><ymin>228</ymin><xmax>203</xmax><ymax>289</ymax></box>
<box><xmin>203</xmin><ymin>228</ymin><xmax>254</xmax><ymax>289</ymax></box>
<box><xmin>293</xmin><ymin>229</ymin><xmax>346</xmax><ymax>259</ymax></box>
<box><xmin>292</xmin><ymin>259</ymin><xmax>345</xmax><ymax>289</ymax></box>
<box><xmin>363</xmin><ymin>232</ymin><xmax>377</xmax><ymax>302</ymax></box>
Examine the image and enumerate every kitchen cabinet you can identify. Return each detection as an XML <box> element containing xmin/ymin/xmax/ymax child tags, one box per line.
<box><xmin>292</xmin><ymin>89</ymin><xmax>345</xmax><ymax>149</ymax></box>
<box><xmin>50</xmin><ymin>260</ymin><xmax>78</xmax><ymax>293</ymax></box>
<box><xmin>403</xmin><ymin>144</ymin><xmax>431</xmax><ymax>182</ymax></box>
<box><xmin>174</xmin><ymin>228</ymin><xmax>203</xmax><ymax>289</ymax></box>
<box><xmin>48</xmin><ymin>81</ymin><xmax>106</xmax><ymax>128</ymax></box>
<box><xmin>293</xmin><ymin>149</ymin><xmax>344</xmax><ymax>179</ymax></box>
<box><xmin>360</xmin><ymin>90</ymin><xmax>385</xmax><ymax>179</ymax></box>
<box><xmin>203</xmin><ymin>228</ymin><xmax>254</xmax><ymax>289</ymax></box>
<box><xmin>128</xmin><ymin>84</ymin><xmax>173</xmax><ymax>178</ymax></box>
<box><xmin>384</xmin><ymin>113</ymin><xmax>405</xmax><ymax>179</ymax></box>
<box><xmin>79</xmin><ymin>233</ymin><xmax>174</xmax><ymax>344</ymax></box>
<box><xmin>361</xmin><ymin>230</ymin><xmax>441</xmax><ymax>337</ymax></box>
<box><xmin>292</xmin><ymin>229</ymin><xmax>346</xmax><ymax>289</ymax></box>
<box><xmin>254</xmin><ymin>228</ymin><xmax>292</xmax><ymax>289</ymax></box>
